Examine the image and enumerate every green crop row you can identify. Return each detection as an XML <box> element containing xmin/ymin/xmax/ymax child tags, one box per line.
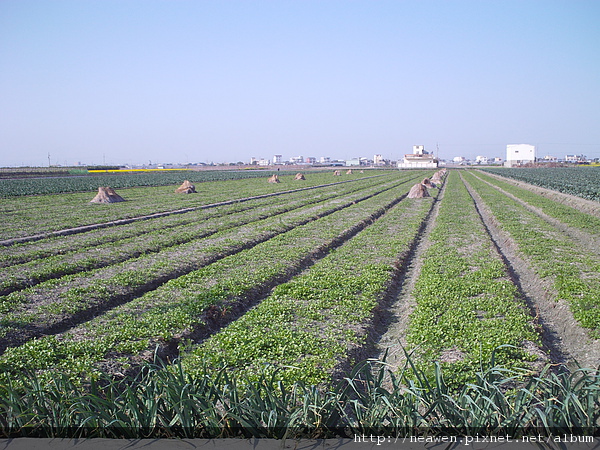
<box><xmin>1</xmin><ymin>175</ymin><xmax>407</xmax><ymax>295</ymax></box>
<box><xmin>0</xmin><ymin>169</ymin><xmax>303</xmax><ymax>198</ymax></box>
<box><xmin>482</xmin><ymin>167</ymin><xmax>600</xmax><ymax>202</ymax></box>
<box><xmin>0</xmin><ymin>171</ymin><xmax>391</xmax><ymax>241</ymax></box>
<box><xmin>0</xmin><ymin>175</ymin><xmax>412</xmax><ymax>345</ymax></box>
<box><xmin>178</xmin><ymin>190</ymin><xmax>437</xmax><ymax>385</ymax></box>
<box><xmin>1</xmin><ymin>355</ymin><xmax>599</xmax><ymax>438</ymax></box>
<box><xmin>462</xmin><ymin>172</ymin><xmax>600</xmax><ymax>339</ymax></box>
<box><xmin>1</xmin><ymin>174</ymin><xmax>395</xmax><ymax>268</ymax></box>
<box><xmin>0</xmin><ymin>177</ymin><xmax>421</xmax><ymax>381</ymax></box>
<box><xmin>473</xmin><ymin>170</ymin><xmax>600</xmax><ymax>234</ymax></box>
<box><xmin>405</xmin><ymin>171</ymin><xmax>541</xmax><ymax>387</ymax></box>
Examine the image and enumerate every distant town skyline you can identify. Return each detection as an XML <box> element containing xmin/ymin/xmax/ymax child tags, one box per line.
<box><xmin>1</xmin><ymin>1</ymin><xmax>599</xmax><ymax>167</ymax></box>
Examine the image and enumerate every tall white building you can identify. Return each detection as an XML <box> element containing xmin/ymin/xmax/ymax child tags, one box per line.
<box><xmin>273</xmin><ymin>155</ymin><xmax>283</xmax><ymax>165</ymax></box>
<box><xmin>505</xmin><ymin>144</ymin><xmax>536</xmax><ymax>167</ymax></box>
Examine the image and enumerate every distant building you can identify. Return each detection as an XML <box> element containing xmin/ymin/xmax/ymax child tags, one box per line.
<box><xmin>374</xmin><ymin>154</ymin><xmax>385</xmax><ymax>165</ymax></box>
<box><xmin>453</xmin><ymin>156</ymin><xmax>466</xmax><ymax>163</ymax></box>
<box><xmin>273</xmin><ymin>155</ymin><xmax>283</xmax><ymax>165</ymax></box>
<box><xmin>290</xmin><ymin>156</ymin><xmax>304</xmax><ymax>164</ymax></box>
<box><xmin>543</xmin><ymin>155</ymin><xmax>558</xmax><ymax>161</ymax></box>
<box><xmin>398</xmin><ymin>145</ymin><xmax>438</xmax><ymax>169</ymax></box>
<box><xmin>346</xmin><ymin>158</ymin><xmax>361</xmax><ymax>166</ymax></box>
<box><xmin>320</xmin><ymin>156</ymin><xmax>331</xmax><ymax>164</ymax></box>
<box><xmin>305</xmin><ymin>157</ymin><xmax>316</xmax><ymax>164</ymax></box>
<box><xmin>475</xmin><ymin>155</ymin><xmax>488</xmax><ymax>164</ymax></box>
<box><xmin>505</xmin><ymin>144</ymin><xmax>536</xmax><ymax>167</ymax></box>
<box><xmin>565</xmin><ymin>154</ymin><xmax>586</xmax><ymax>163</ymax></box>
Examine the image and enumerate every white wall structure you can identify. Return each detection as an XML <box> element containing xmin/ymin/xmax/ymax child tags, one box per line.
<box><xmin>273</xmin><ymin>155</ymin><xmax>282</xmax><ymax>164</ymax></box>
<box><xmin>505</xmin><ymin>144</ymin><xmax>536</xmax><ymax>167</ymax></box>
<box><xmin>475</xmin><ymin>155</ymin><xmax>488</xmax><ymax>164</ymax></box>
<box><xmin>398</xmin><ymin>145</ymin><xmax>438</xmax><ymax>169</ymax></box>
<box><xmin>374</xmin><ymin>154</ymin><xmax>385</xmax><ymax>165</ymax></box>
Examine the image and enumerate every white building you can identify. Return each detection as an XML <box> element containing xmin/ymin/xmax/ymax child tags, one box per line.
<box><xmin>320</xmin><ymin>156</ymin><xmax>331</xmax><ymax>164</ymax></box>
<box><xmin>290</xmin><ymin>156</ymin><xmax>304</xmax><ymax>164</ymax></box>
<box><xmin>374</xmin><ymin>154</ymin><xmax>385</xmax><ymax>165</ymax></box>
<box><xmin>273</xmin><ymin>155</ymin><xmax>283</xmax><ymax>165</ymax></box>
<box><xmin>453</xmin><ymin>156</ymin><xmax>466</xmax><ymax>163</ymax></box>
<box><xmin>397</xmin><ymin>145</ymin><xmax>438</xmax><ymax>169</ymax></box>
<box><xmin>505</xmin><ymin>144</ymin><xmax>536</xmax><ymax>167</ymax></box>
<box><xmin>475</xmin><ymin>155</ymin><xmax>488</xmax><ymax>164</ymax></box>
<box><xmin>565</xmin><ymin>154</ymin><xmax>586</xmax><ymax>163</ymax></box>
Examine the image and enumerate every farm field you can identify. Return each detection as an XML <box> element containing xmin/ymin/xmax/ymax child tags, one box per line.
<box><xmin>0</xmin><ymin>168</ymin><xmax>599</xmax><ymax>438</ymax></box>
<box><xmin>482</xmin><ymin>166</ymin><xmax>600</xmax><ymax>202</ymax></box>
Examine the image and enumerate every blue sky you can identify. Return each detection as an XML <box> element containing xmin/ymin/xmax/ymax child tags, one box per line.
<box><xmin>1</xmin><ymin>0</ymin><xmax>599</xmax><ymax>166</ymax></box>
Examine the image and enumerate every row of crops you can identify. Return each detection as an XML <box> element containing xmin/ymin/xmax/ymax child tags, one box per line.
<box><xmin>405</xmin><ymin>171</ymin><xmax>540</xmax><ymax>386</ymax></box>
<box><xmin>0</xmin><ymin>171</ymin><xmax>383</xmax><ymax>241</ymax></box>
<box><xmin>0</xmin><ymin>168</ymin><xmax>328</xmax><ymax>198</ymax></box>
<box><xmin>482</xmin><ymin>167</ymin><xmax>600</xmax><ymax>201</ymax></box>
<box><xmin>463</xmin><ymin>171</ymin><xmax>600</xmax><ymax>339</ymax></box>
<box><xmin>0</xmin><ymin>168</ymin><xmax>599</xmax><ymax>437</ymax></box>
<box><xmin>0</xmin><ymin>171</ymin><xmax>425</xmax><ymax>379</ymax></box>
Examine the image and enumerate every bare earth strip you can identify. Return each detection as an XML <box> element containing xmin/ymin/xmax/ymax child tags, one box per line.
<box><xmin>462</xmin><ymin>174</ymin><xmax>600</xmax><ymax>369</ymax></box>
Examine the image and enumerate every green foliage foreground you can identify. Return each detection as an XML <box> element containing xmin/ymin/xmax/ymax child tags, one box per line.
<box><xmin>1</xmin><ymin>350</ymin><xmax>598</xmax><ymax>439</ymax></box>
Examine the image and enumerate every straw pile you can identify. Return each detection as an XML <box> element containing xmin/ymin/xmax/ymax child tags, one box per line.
<box><xmin>333</xmin><ymin>170</ymin><xmax>341</xmax><ymax>176</ymax></box>
<box><xmin>407</xmin><ymin>183</ymin><xmax>430</xmax><ymax>198</ymax></box>
<box><xmin>175</xmin><ymin>180</ymin><xmax>197</xmax><ymax>194</ymax></box>
<box><xmin>268</xmin><ymin>174</ymin><xmax>280</xmax><ymax>183</ymax></box>
<box><xmin>346</xmin><ymin>169</ymin><xmax>353</xmax><ymax>174</ymax></box>
<box><xmin>294</xmin><ymin>173</ymin><xmax>306</xmax><ymax>180</ymax></box>
<box><xmin>421</xmin><ymin>178</ymin><xmax>436</xmax><ymax>189</ymax></box>
<box><xmin>90</xmin><ymin>187</ymin><xmax>125</xmax><ymax>203</ymax></box>
<box><xmin>431</xmin><ymin>169</ymin><xmax>447</xmax><ymax>184</ymax></box>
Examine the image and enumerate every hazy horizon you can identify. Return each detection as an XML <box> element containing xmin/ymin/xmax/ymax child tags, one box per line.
<box><xmin>1</xmin><ymin>0</ymin><xmax>599</xmax><ymax>167</ymax></box>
